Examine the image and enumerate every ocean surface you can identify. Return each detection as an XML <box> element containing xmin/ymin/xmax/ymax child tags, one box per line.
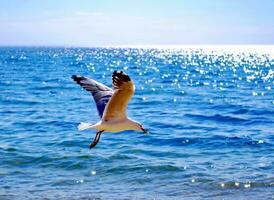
<box><xmin>0</xmin><ymin>47</ymin><xmax>273</xmax><ymax>200</ymax></box>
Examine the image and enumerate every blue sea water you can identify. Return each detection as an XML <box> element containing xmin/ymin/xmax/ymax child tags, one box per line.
<box><xmin>0</xmin><ymin>47</ymin><xmax>273</xmax><ymax>200</ymax></box>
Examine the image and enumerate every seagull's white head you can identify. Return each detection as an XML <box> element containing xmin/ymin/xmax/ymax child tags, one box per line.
<box><xmin>128</xmin><ymin>119</ymin><xmax>148</xmax><ymax>133</ymax></box>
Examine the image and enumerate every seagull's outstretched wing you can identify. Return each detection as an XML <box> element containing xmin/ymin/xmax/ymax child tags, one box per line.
<box><xmin>102</xmin><ymin>71</ymin><xmax>135</xmax><ymax>121</ymax></box>
<box><xmin>71</xmin><ymin>75</ymin><xmax>113</xmax><ymax>118</ymax></box>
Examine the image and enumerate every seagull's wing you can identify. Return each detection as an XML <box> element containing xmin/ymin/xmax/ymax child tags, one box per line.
<box><xmin>102</xmin><ymin>71</ymin><xmax>135</xmax><ymax>121</ymax></box>
<box><xmin>72</xmin><ymin>75</ymin><xmax>113</xmax><ymax>118</ymax></box>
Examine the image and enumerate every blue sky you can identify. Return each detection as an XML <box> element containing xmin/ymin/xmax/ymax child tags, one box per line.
<box><xmin>1</xmin><ymin>0</ymin><xmax>274</xmax><ymax>46</ymax></box>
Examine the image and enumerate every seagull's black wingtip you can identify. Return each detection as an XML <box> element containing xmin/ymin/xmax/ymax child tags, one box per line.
<box><xmin>71</xmin><ymin>75</ymin><xmax>84</xmax><ymax>84</ymax></box>
<box><xmin>71</xmin><ymin>75</ymin><xmax>79</xmax><ymax>80</ymax></box>
<box><xmin>112</xmin><ymin>70</ymin><xmax>131</xmax><ymax>82</ymax></box>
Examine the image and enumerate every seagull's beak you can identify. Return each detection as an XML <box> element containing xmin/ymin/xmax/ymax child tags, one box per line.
<box><xmin>141</xmin><ymin>127</ymin><xmax>148</xmax><ymax>134</ymax></box>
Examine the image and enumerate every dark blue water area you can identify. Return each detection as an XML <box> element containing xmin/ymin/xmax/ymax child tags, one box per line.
<box><xmin>0</xmin><ymin>47</ymin><xmax>273</xmax><ymax>199</ymax></box>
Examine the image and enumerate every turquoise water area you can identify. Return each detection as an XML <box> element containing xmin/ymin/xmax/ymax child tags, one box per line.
<box><xmin>0</xmin><ymin>47</ymin><xmax>273</xmax><ymax>199</ymax></box>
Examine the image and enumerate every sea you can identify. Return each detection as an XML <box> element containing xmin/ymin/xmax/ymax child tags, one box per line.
<box><xmin>0</xmin><ymin>46</ymin><xmax>273</xmax><ymax>200</ymax></box>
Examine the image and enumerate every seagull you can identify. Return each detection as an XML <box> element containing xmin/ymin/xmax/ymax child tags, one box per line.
<box><xmin>72</xmin><ymin>70</ymin><xmax>147</xmax><ymax>148</ymax></box>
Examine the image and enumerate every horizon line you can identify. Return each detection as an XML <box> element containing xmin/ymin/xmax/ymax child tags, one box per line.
<box><xmin>1</xmin><ymin>44</ymin><xmax>274</xmax><ymax>52</ymax></box>
<box><xmin>1</xmin><ymin>44</ymin><xmax>274</xmax><ymax>47</ymax></box>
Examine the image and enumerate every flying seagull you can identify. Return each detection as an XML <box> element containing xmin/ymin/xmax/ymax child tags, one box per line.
<box><xmin>72</xmin><ymin>70</ymin><xmax>147</xmax><ymax>148</ymax></box>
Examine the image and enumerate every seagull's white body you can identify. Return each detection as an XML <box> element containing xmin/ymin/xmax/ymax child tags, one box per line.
<box><xmin>78</xmin><ymin>118</ymin><xmax>140</xmax><ymax>133</ymax></box>
<box><xmin>72</xmin><ymin>70</ymin><xmax>146</xmax><ymax>148</ymax></box>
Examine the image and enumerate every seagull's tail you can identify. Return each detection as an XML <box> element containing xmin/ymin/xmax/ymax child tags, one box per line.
<box><xmin>78</xmin><ymin>122</ymin><xmax>94</xmax><ymax>131</ymax></box>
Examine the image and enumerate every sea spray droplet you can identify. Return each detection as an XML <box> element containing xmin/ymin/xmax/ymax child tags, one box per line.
<box><xmin>182</xmin><ymin>139</ymin><xmax>189</xmax><ymax>144</ymax></box>
<box><xmin>91</xmin><ymin>171</ymin><xmax>96</xmax><ymax>175</ymax></box>
<box><xmin>258</xmin><ymin>140</ymin><xmax>264</xmax><ymax>144</ymax></box>
<box><xmin>76</xmin><ymin>179</ymin><xmax>84</xmax><ymax>183</ymax></box>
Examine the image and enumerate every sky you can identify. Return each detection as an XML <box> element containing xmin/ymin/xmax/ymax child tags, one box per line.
<box><xmin>1</xmin><ymin>0</ymin><xmax>274</xmax><ymax>46</ymax></box>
